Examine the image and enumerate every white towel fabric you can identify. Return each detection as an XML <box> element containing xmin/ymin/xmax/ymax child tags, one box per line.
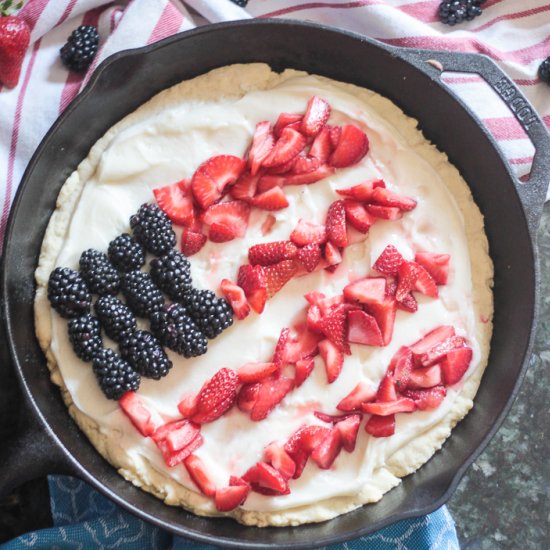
<box><xmin>1</xmin><ymin>0</ymin><xmax>550</xmax><ymax>253</ymax></box>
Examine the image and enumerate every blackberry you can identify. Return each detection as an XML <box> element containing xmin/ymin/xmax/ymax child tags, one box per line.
<box><xmin>92</xmin><ymin>348</ymin><xmax>140</xmax><ymax>400</ymax></box>
<box><xmin>183</xmin><ymin>288</ymin><xmax>233</xmax><ymax>339</ymax></box>
<box><xmin>47</xmin><ymin>267</ymin><xmax>91</xmax><ymax>318</ymax></box>
<box><xmin>438</xmin><ymin>0</ymin><xmax>483</xmax><ymax>25</ymax></box>
<box><xmin>94</xmin><ymin>295</ymin><xmax>136</xmax><ymax>342</ymax></box>
<box><xmin>120</xmin><ymin>270</ymin><xmax>164</xmax><ymax>318</ymax></box>
<box><xmin>108</xmin><ymin>233</ymin><xmax>145</xmax><ymax>273</ymax></box>
<box><xmin>539</xmin><ymin>57</ymin><xmax>550</xmax><ymax>84</ymax></box>
<box><xmin>68</xmin><ymin>314</ymin><xmax>102</xmax><ymax>362</ymax></box>
<box><xmin>60</xmin><ymin>25</ymin><xmax>99</xmax><ymax>72</ymax></box>
<box><xmin>119</xmin><ymin>330</ymin><xmax>172</xmax><ymax>380</ymax></box>
<box><xmin>130</xmin><ymin>204</ymin><xmax>176</xmax><ymax>256</ymax></box>
<box><xmin>79</xmin><ymin>249</ymin><xmax>120</xmax><ymax>295</ymax></box>
<box><xmin>230</xmin><ymin>0</ymin><xmax>248</xmax><ymax>6</ymax></box>
<box><xmin>150</xmin><ymin>304</ymin><xmax>207</xmax><ymax>358</ymax></box>
<box><xmin>150</xmin><ymin>249</ymin><xmax>193</xmax><ymax>301</ymax></box>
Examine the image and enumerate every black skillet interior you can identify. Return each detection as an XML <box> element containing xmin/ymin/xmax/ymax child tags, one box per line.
<box><xmin>2</xmin><ymin>20</ymin><xmax>549</xmax><ymax>549</ymax></box>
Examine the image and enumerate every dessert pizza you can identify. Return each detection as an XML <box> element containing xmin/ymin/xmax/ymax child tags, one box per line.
<box><xmin>34</xmin><ymin>64</ymin><xmax>493</xmax><ymax>526</ymax></box>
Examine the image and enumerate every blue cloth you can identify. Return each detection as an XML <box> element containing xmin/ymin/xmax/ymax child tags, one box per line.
<box><xmin>0</xmin><ymin>475</ymin><xmax>459</xmax><ymax>549</ymax></box>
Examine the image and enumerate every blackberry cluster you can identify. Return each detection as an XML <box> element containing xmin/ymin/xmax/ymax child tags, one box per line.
<box><xmin>108</xmin><ymin>233</ymin><xmax>145</xmax><ymax>273</ymax></box>
<box><xmin>438</xmin><ymin>0</ymin><xmax>484</xmax><ymax>25</ymax></box>
<box><xmin>68</xmin><ymin>314</ymin><xmax>102</xmax><ymax>362</ymax></box>
<box><xmin>120</xmin><ymin>330</ymin><xmax>172</xmax><ymax>380</ymax></box>
<box><xmin>150</xmin><ymin>250</ymin><xmax>193</xmax><ymax>301</ymax></box>
<box><xmin>150</xmin><ymin>304</ymin><xmax>207</xmax><ymax>358</ymax></box>
<box><xmin>60</xmin><ymin>25</ymin><xmax>99</xmax><ymax>72</ymax></box>
<box><xmin>120</xmin><ymin>270</ymin><xmax>164</xmax><ymax>318</ymax></box>
<box><xmin>539</xmin><ymin>57</ymin><xmax>550</xmax><ymax>85</ymax></box>
<box><xmin>184</xmin><ymin>288</ymin><xmax>233</xmax><ymax>339</ymax></box>
<box><xmin>47</xmin><ymin>267</ymin><xmax>91</xmax><ymax>318</ymax></box>
<box><xmin>94</xmin><ymin>295</ymin><xmax>136</xmax><ymax>342</ymax></box>
<box><xmin>79</xmin><ymin>249</ymin><xmax>120</xmax><ymax>295</ymax></box>
<box><xmin>92</xmin><ymin>348</ymin><xmax>141</xmax><ymax>400</ymax></box>
<box><xmin>130</xmin><ymin>204</ymin><xmax>176</xmax><ymax>256</ymax></box>
<box><xmin>230</xmin><ymin>0</ymin><xmax>248</xmax><ymax>6</ymax></box>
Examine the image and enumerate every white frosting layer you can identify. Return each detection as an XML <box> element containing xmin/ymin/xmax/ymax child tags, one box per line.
<box><xmin>48</xmin><ymin>72</ymin><xmax>485</xmax><ymax>513</ymax></box>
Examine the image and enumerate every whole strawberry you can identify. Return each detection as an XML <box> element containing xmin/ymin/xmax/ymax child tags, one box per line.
<box><xmin>0</xmin><ymin>15</ymin><xmax>30</xmax><ymax>88</ymax></box>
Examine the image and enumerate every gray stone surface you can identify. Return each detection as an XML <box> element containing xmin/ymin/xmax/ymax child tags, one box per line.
<box><xmin>448</xmin><ymin>202</ymin><xmax>550</xmax><ymax>549</ymax></box>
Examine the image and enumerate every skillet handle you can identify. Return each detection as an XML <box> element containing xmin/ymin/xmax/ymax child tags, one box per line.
<box><xmin>395</xmin><ymin>48</ymin><xmax>550</xmax><ymax>237</ymax></box>
<box><xmin>0</xmin><ymin>321</ymin><xmax>76</xmax><ymax>497</ymax></box>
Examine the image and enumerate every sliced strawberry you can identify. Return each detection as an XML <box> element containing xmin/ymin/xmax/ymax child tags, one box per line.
<box><xmin>304</xmin><ymin>290</ymin><xmax>326</xmax><ymax>307</ymax></box>
<box><xmin>440</xmin><ymin>347</ymin><xmax>473</xmax><ymax>385</ymax></box>
<box><xmin>408</xmin><ymin>364</ymin><xmax>442</xmax><ymax>389</ymax></box>
<box><xmin>292</xmin><ymin>155</ymin><xmax>321</xmax><ymax>175</ymax></box>
<box><xmin>284</xmin><ymin>425</ymin><xmax>331</xmax><ymax>478</ymax></box>
<box><xmin>329</xmin><ymin>125</ymin><xmax>342</xmax><ymax>149</ymax></box>
<box><xmin>336</xmin><ymin>179</ymin><xmax>385</xmax><ymax>201</ymax></box>
<box><xmin>396</xmin><ymin>261</ymin><xmax>438</xmax><ymax>300</ymax></box>
<box><xmin>153</xmin><ymin>180</ymin><xmax>195</xmax><ymax>227</ymax></box>
<box><xmin>191</xmin><ymin>155</ymin><xmax>246</xmax><ymax>209</ymax></box>
<box><xmin>248</xmin><ymin>241</ymin><xmax>298</xmax><ymax>267</ymax></box>
<box><xmin>372</xmin><ymin>245</ymin><xmax>405</xmax><ymax>277</ymax></box>
<box><xmin>319</xmin><ymin>339</ymin><xmax>345</xmax><ymax>383</ymax></box>
<box><xmin>266</xmin><ymin>157</ymin><xmax>297</xmax><ymax>175</ymax></box>
<box><xmin>343</xmin><ymin>277</ymin><xmax>386</xmax><ymax>305</ymax></box>
<box><xmin>315</xmin><ymin>294</ymin><xmax>345</xmax><ymax>316</ymax></box>
<box><xmin>250</xmin><ymin>375</ymin><xmax>294</xmax><ymax>421</ymax></box>
<box><xmin>220</xmin><ymin>278</ymin><xmax>250</xmax><ymax>320</ymax></box>
<box><xmin>152</xmin><ymin>427</ymin><xmax>203</xmax><ymax>468</ymax></box>
<box><xmin>243</xmin><ymin>462</ymin><xmax>290</xmax><ymax>495</ymax></box>
<box><xmin>263</xmin><ymin>127</ymin><xmax>307</xmax><ymax>168</ymax></box>
<box><xmin>251</xmin><ymin>186</ymin><xmax>290</xmax><ymax>211</ymax></box>
<box><xmin>180</xmin><ymin>229</ymin><xmax>207</xmax><ymax>257</ymax></box>
<box><xmin>377</xmin><ymin>374</ymin><xmax>398</xmax><ymax>402</ymax></box>
<box><xmin>337</xmin><ymin>414</ymin><xmax>362</xmax><ymax>452</ymax></box>
<box><xmin>402</xmin><ymin>386</ymin><xmax>447</xmax><ymax>410</ymax></box>
<box><xmin>290</xmin><ymin>219</ymin><xmax>327</xmax><ymax>246</ymax></box>
<box><xmin>264</xmin><ymin>259</ymin><xmax>298</xmax><ymax>298</ymax></box>
<box><xmin>272</xmin><ymin>327</ymin><xmax>290</xmax><ymax>368</ymax></box>
<box><xmin>229</xmin><ymin>171</ymin><xmax>260</xmax><ymax>201</ymax></box>
<box><xmin>297</xmin><ymin>243</ymin><xmax>322</xmax><ymax>272</ymax></box>
<box><xmin>256</xmin><ymin>174</ymin><xmax>286</xmax><ymax>192</ymax></box>
<box><xmin>365</xmin><ymin>414</ymin><xmax>395</xmax><ymax>437</ymax></box>
<box><xmin>397</xmin><ymin>292</ymin><xmax>418</xmax><ymax>313</ymax></box>
<box><xmin>237</xmin><ymin>362</ymin><xmax>278</xmax><ymax>383</ymax></box>
<box><xmin>370</xmin><ymin>187</ymin><xmax>417</xmax><ymax>211</ymax></box>
<box><xmin>248</xmin><ymin>121</ymin><xmax>275</xmax><ymax>175</ymax></box>
<box><xmin>203</xmin><ymin>200</ymin><xmax>250</xmax><ymax>243</ymax></box>
<box><xmin>347</xmin><ymin>310</ymin><xmax>384</xmax><ymax>347</ymax></box>
<box><xmin>229</xmin><ymin>475</ymin><xmax>249</xmax><ymax>487</ymax></box>
<box><xmin>324</xmin><ymin>241</ymin><xmax>343</xmax><ymax>268</ymax></box>
<box><xmin>119</xmin><ymin>392</ymin><xmax>163</xmax><ymax>436</ymax></box>
<box><xmin>177</xmin><ymin>393</ymin><xmax>199</xmax><ymax>418</ymax></box>
<box><xmin>301</xmin><ymin>96</ymin><xmax>331</xmax><ymax>136</ymax></box>
<box><xmin>325</xmin><ymin>200</ymin><xmax>348</xmax><ymax>247</ymax></box>
<box><xmin>392</xmin><ymin>347</ymin><xmax>414</xmax><ymax>391</ymax></box>
<box><xmin>362</xmin><ymin>398</ymin><xmax>416</xmax><ymax>416</ymax></box>
<box><xmin>273</xmin><ymin>112</ymin><xmax>303</xmax><ymax>138</ymax></box>
<box><xmin>410</xmin><ymin>326</ymin><xmax>456</xmax><ymax>355</ymax></box>
<box><xmin>309</xmin><ymin>126</ymin><xmax>332</xmax><ymax>162</ymax></box>
<box><xmin>343</xmin><ymin>200</ymin><xmax>376</xmax><ymax>233</ymax></box>
<box><xmin>215</xmin><ymin>485</ymin><xmax>250</xmax><ymax>512</ymax></box>
<box><xmin>366</xmin><ymin>204</ymin><xmax>403</xmax><ymax>220</ymax></box>
<box><xmin>283</xmin><ymin>326</ymin><xmax>323</xmax><ymax>363</ymax></box>
<box><xmin>184</xmin><ymin>454</ymin><xmax>216</xmax><ymax>497</ymax></box>
<box><xmin>320</xmin><ymin>304</ymin><xmax>350</xmax><ymax>354</ymax></box>
<box><xmin>190</xmin><ymin>368</ymin><xmax>238</xmax><ymax>424</ymax></box>
<box><xmin>329</xmin><ymin>124</ymin><xmax>369</xmax><ymax>167</ymax></box>
<box><xmin>418</xmin><ymin>336</ymin><xmax>467</xmax><ymax>367</ymax></box>
<box><xmin>310</xmin><ymin>427</ymin><xmax>343</xmax><ymax>469</ymax></box>
<box><xmin>261</xmin><ymin>213</ymin><xmax>277</xmax><ymax>236</ymax></box>
<box><xmin>237</xmin><ymin>264</ymin><xmax>267</xmax><ymax>314</ymax></box>
<box><xmin>294</xmin><ymin>357</ymin><xmax>315</xmax><ymax>387</ymax></box>
<box><xmin>414</xmin><ymin>252</ymin><xmax>451</xmax><ymax>285</ymax></box>
<box><xmin>264</xmin><ymin>442</ymin><xmax>296</xmax><ymax>480</ymax></box>
<box><xmin>164</xmin><ymin>421</ymin><xmax>201</xmax><ymax>452</ymax></box>
<box><xmin>337</xmin><ymin>381</ymin><xmax>377</xmax><ymax>412</ymax></box>
<box><xmin>306</xmin><ymin>304</ymin><xmax>324</xmax><ymax>333</ymax></box>
<box><xmin>237</xmin><ymin>382</ymin><xmax>260</xmax><ymax>413</ymax></box>
<box><xmin>282</xmin><ymin>164</ymin><xmax>335</xmax><ymax>186</ymax></box>
<box><xmin>364</xmin><ymin>297</ymin><xmax>397</xmax><ymax>346</ymax></box>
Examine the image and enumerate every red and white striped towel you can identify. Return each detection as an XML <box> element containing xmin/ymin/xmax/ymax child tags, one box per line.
<box><xmin>1</xmin><ymin>0</ymin><xmax>549</xmax><ymax>253</ymax></box>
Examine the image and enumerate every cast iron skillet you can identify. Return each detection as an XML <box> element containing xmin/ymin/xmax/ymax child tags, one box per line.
<box><xmin>1</xmin><ymin>20</ymin><xmax>549</xmax><ymax>549</ymax></box>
